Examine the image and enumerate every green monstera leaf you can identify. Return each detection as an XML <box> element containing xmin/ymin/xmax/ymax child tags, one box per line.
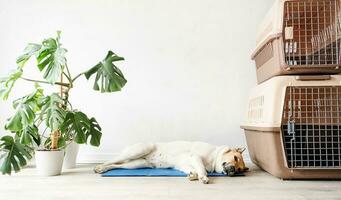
<box><xmin>5</xmin><ymin>88</ymin><xmax>43</xmax><ymax>132</ymax></box>
<box><xmin>0</xmin><ymin>136</ymin><xmax>32</xmax><ymax>175</ymax></box>
<box><xmin>5</xmin><ymin>102</ymin><xmax>35</xmax><ymax>132</ymax></box>
<box><xmin>84</xmin><ymin>51</ymin><xmax>126</xmax><ymax>93</ymax></box>
<box><xmin>16</xmin><ymin>31</ymin><xmax>67</xmax><ymax>84</ymax></box>
<box><xmin>60</xmin><ymin>111</ymin><xmax>90</xmax><ymax>144</ymax></box>
<box><xmin>36</xmin><ymin>37</ymin><xmax>67</xmax><ymax>83</ymax></box>
<box><xmin>19</xmin><ymin>125</ymin><xmax>40</xmax><ymax>146</ymax></box>
<box><xmin>86</xmin><ymin>117</ymin><xmax>102</xmax><ymax>147</ymax></box>
<box><xmin>61</xmin><ymin>111</ymin><xmax>102</xmax><ymax>146</ymax></box>
<box><xmin>16</xmin><ymin>43</ymin><xmax>42</xmax><ymax>68</ymax></box>
<box><xmin>0</xmin><ymin>69</ymin><xmax>23</xmax><ymax>100</ymax></box>
<box><xmin>39</xmin><ymin>93</ymin><xmax>66</xmax><ymax>131</ymax></box>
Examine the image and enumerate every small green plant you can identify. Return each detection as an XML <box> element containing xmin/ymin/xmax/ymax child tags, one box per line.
<box><xmin>0</xmin><ymin>31</ymin><xmax>127</xmax><ymax>175</ymax></box>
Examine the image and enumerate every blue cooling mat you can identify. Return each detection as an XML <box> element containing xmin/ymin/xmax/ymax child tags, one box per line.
<box><xmin>101</xmin><ymin>168</ymin><xmax>226</xmax><ymax>177</ymax></box>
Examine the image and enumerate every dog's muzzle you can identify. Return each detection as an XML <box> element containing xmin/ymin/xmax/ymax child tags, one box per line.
<box><xmin>222</xmin><ymin>162</ymin><xmax>236</xmax><ymax>177</ymax></box>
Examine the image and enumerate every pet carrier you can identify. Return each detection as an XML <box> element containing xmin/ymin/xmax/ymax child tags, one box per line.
<box><xmin>252</xmin><ymin>0</ymin><xmax>341</xmax><ymax>84</ymax></box>
<box><xmin>241</xmin><ymin>75</ymin><xmax>341</xmax><ymax>179</ymax></box>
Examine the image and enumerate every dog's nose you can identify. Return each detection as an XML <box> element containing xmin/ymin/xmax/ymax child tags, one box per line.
<box><xmin>223</xmin><ymin>163</ymin><xmax>236</xmax><ymax>177</ymax></box>
<box><xmin>226</xmin><ymin>165</ymin><xmax>236</xmax><ymax>177</ymax></box>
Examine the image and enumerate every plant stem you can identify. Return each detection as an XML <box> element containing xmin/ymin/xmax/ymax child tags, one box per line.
<box><xmin>20</xmin><ymin>77</ymin><xmax>70</xmax><ymax>87</ymax></box>
<box><xmin>41</xmin><ymin>127</ymin><xmax>48</xmax><ymax>139</ymax></box>
<box><xmin>61</xmin><ymin>64</ymin><xmax>73</xmax><ymax>108</ymax></box>
<box><xmin>63</xmin><ymin>63</ymin><xmax>74</xmax><ymax>88</ymax></box>
<box><xmin>67</xmin><ymin>99</ymin><xmax>73</xmax><ymax>110</ymax></box>
<box><xmin>63</xmin><ymin>72</ymin><xmax>72</xmax><ymax>84</ymax></box>
<box><xmin>65</xmin><ymin>64</ymin><xmax>73</xmax><ymax>82</ymax></box>
<box><xmin>72</xmin><ymin>72</ymin><xmax>83</xmax><ymax>83</ymax></box>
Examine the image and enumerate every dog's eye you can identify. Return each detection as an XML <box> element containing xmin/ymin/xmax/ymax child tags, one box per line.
<box><xmin>222</xmin><ymin>162</ymin><xmax>227</xmax><ymax>166</ymax></box>
<box><xmin>234</xmin><ymin>156</ymin><xmax>238</xmax><ymax>162</ymax></box>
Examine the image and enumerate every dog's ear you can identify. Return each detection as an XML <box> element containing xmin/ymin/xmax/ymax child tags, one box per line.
<box><xmin>236</xmin><ymin>147</ymin><xmax>246</xmax><ymax>154</ymax></box>
<box><xmin>225</xmin><ymin>148</ymin><xmax>232</xmax><ymax>153</ymax></box>
<box><xmin>222</xmin><ymin>147</ymin><xmax>232</xmax><ymax>154</ymax></box>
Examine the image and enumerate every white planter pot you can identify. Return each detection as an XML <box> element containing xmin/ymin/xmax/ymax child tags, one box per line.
<box><xmin>63</xmin><ymin>142</ymin><xmax>79</xmax><ymax>169</ymax></box>
<box><xmin>35</xmin><ymin>150</ymin><xmax>64</xmax><ymax>176</ymax></box>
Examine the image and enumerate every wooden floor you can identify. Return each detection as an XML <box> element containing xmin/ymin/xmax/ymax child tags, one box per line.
<box><xmin>1</xmin><ymin>163</ymin><xmax>341</xmax><ymax>200</ymax></box>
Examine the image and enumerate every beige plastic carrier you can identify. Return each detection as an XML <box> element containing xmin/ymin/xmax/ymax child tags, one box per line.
<box><xmin>252</xmin><ymin>0</ymin><xmax>341</xmax><ymax>84</ymax></box>
<box><xmin>241</xmin><ymin>75</ymin><xmax>341</xmax><ymax>179</ymax></box>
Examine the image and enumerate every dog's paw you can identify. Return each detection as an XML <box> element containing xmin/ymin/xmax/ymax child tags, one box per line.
<box><xmin>199</xmin><ymin>176</ymin><xmax>209</xmax><ymax>184</ymax></box>
<box><xmin>93</xmin><ymin>165</ymin><xmax>106</xmax><ymax>174</ymax></box>
<box><xmin>187</xmin><ymin>172</ymin><xmax>198</xmax><ymax>181</ymax></box>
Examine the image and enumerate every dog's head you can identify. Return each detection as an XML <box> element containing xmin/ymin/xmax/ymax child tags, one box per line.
<box><xmin>215</xmin><ymin>147</ymin><xmax>249</xmax><ymax>176</ymax></box>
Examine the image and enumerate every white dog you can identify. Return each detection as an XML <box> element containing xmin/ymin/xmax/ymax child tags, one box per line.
<box><xmin>94</xmin><ymin>141</ymin><xmax>248</xmax><ymax>184</ymax></box>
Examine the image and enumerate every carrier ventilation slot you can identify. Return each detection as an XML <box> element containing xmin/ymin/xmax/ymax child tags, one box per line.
<box><xmin>281</xmin><ymin>86</ymin><xmax>341</xmax><ymax>169</ymax></box>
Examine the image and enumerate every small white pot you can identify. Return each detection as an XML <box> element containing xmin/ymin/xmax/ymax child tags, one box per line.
<box><xmin>63</xmin><ymin>142</ymin><xmax>79</xmax><ymax>169</ymax></box>
<box><xmin>35</xmin><ymin>150</ymin><xmax>64</xmax><ymax>176</ymax></box>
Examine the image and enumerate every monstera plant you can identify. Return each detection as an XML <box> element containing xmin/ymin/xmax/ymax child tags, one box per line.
<box><xmin>0</xmin><ymin>32</ymin><xmax>127</xmax><ymax>175</ymax></box>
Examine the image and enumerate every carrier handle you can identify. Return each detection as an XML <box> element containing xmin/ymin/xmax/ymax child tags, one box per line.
<box><xmin>295</xmin><ymin>75</ymin><xmax>331</xmax><ymax>81</ymax></box>
<box><xmin>251</xmin><ymin>33</ymin><xmax>282</xmax><ymax>60</ymax></box>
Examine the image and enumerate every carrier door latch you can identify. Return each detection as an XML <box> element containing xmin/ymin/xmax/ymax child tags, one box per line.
<box><xmin>287</xmin><ymin>120</ymin><xmax>296</xmax><ymax>169</ymax></box>
<box><xmin>287</xmin><ymin>121</ymin><xmax>295</xmax><ymax>136</ymax></box>
<box><xmin>285</xmin><ymin>27</ymin><xmax>294</xmax><ymax>40</ymax></box>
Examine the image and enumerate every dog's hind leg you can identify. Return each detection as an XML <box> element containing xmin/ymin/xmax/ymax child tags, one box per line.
<box><xmin>94</xmin><ymin>143</ymin><xmax>155</xmax><ymax>173</ymax></box>
<box><xmin>94</xmin><ymin>159</ymin><xmax>153</xmax><ymax>173</ymax></box>
<box><xmin>110</xmin><ymin>143</ymin><xmax>155</xmax><ymax>164</ymax></box>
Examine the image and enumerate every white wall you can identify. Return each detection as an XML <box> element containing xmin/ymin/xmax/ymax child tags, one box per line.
<box><xmin>0</xmin><ymin>0</ymin><xmax>273</xmax><ymax>162</ymax></box>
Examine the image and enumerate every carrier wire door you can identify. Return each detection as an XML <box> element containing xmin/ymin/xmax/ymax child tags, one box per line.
<box><xmin>283</xmin><ymin>0</ymin><xmax>341</xmax><ymax>67</ymax></box>
<box><xmin>282</xmin><ymin>86</ymin><xmax>341</xmax><ymax>169</ymax></box>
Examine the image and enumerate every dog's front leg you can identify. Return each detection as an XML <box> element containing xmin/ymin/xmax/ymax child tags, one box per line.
<box><xmin>190</xmin><ymin>155</ymin><xmax>209</xmax><ymax>184</ymax></box>
<box><xmin>175</xmin><ymin>164</ymin><xmax>198</xmax><ymax>181</ymax></box>
<box><xmin>187</xmin><ymin>171</ymin><xmax>199</xmax><ymax>181</ymax></box>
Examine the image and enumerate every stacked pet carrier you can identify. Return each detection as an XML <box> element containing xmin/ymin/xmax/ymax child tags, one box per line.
<box><xmin>241</xmin><ymin>0</ymin><xmax>341</xmax><ymax>179</ymax></box>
